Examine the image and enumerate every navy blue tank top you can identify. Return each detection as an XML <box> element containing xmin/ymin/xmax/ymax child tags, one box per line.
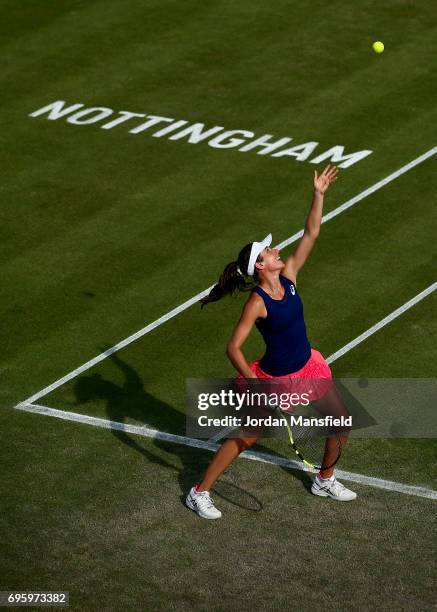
<box><xmin>252</xmin><ymin>275</ymin><xmax>311</xmax><ymax>376</ymax></box>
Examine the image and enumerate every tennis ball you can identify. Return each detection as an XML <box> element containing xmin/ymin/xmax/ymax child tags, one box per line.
<box><xmin>372</xmin><ymin>41</ymin><xmax>384</xmax><ymax>54</ymax></box>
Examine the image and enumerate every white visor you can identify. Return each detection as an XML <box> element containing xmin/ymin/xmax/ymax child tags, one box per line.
<box><xmin>247</xmin><ymin>233</ymin><xmax>272</xmax><ymax>276</ymax></box>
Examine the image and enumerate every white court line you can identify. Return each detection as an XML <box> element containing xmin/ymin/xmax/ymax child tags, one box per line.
<box><xmin>209</xmin><ymin>281</ymin><xmax>437</xmax><ymax>443</ymax></box>
<box><xmin>15</xmin><ymin>402</ymin><xmax>437</xmax><ymax>501</ymax></box>
<box><xmin>20</xmin><ymin>146</ymin><xmax>437</xmax><ymax>406</ymax></box>
<box><xmin>274</xmin><ymin>146</ymin><xmax>437</xmax><ymax>250</ymax></box>
<box><xmin>326</xmin><ymin>282</ymin><xmax>437</xmax><ymax>363</ymax></box>
<box><xmin>15</xmin><ymin>282</ymin><xmax>437</xmax><ymax>499</ymax></box>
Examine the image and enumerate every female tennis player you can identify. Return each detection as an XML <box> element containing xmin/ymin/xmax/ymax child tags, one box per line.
<box><xmin>186</xmin><ymin>165</ymin><xmax>356</xmax><ymax>519</ymax></box>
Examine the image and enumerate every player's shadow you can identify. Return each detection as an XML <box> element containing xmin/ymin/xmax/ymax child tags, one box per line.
<box><xmin>71</xmin><ymin>351</ymin><xmax>268</xmax><ymax>512</ymax></box>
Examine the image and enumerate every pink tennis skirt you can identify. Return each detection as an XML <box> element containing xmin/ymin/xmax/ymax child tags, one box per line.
<box><xmin>237</xmin><ymin>348</ymin><xmax>333</xmax><ymax>402</ymax></box>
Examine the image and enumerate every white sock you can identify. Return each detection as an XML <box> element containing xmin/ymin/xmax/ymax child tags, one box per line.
<box><xmin>317</xmin><ymin>474</ymin><xmax>334</xmax><ymax>482</ymax></box>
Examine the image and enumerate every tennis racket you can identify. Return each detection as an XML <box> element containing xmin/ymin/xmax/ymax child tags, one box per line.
<box><xmin>273</xmin><ymin>404</ymin><xmax>342</xmax><ymax>471</ymax></box>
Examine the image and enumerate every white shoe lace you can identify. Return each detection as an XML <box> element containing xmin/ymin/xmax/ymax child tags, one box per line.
<box><xmin>329</xmin><ymin>479</ymin><xmax>345</xmax><ymax>495</ymax></box>
<box><xmin>195</xmin><ymin>490</ymin><xmax>215</xmax><ymax>509</ymax></box>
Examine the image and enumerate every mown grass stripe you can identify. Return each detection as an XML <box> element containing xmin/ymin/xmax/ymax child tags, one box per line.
<box><xmin>15</xmin><ymin>402</ymin><xmax>437</xmax><ymax>501</ymax></box>
<box><xmin>19</xmin><ymin>147</ymin><xmax>436</xmax><ymax>406</ymax></box>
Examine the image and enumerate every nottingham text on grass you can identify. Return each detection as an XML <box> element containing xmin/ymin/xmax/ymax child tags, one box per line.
<box><xmin>30</xmin><ymin>100</ymin><xmax>373</xmax><ymax>168</ymax></box>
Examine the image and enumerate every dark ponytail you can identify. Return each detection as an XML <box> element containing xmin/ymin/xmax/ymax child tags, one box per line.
<box><xmin>200</xmin><ymin>243</ymin><xmax>262</xmax><ymax>308</ymax></box>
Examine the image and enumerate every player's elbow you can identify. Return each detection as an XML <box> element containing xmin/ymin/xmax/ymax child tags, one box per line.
<box><xmin>305</xmin><ymin>227</ymin><xmax>319</xmax><ymax>240</ymax></box>
<box><xmin>226</xmin><ymin>341</ymin><xmax>239</xmax><ymax>358</ymax></box>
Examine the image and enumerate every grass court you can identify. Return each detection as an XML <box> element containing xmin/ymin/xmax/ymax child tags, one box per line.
<box><xmin>1</xmin><ymin>1</ymin><xmax>436</xmax><ymax>610</ymax></box>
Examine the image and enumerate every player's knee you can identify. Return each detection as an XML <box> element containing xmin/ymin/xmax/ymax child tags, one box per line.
<box><xmin>237</xmin><ymin>435</ymin><xmax>258</xmax><ymax>452</ymax></box>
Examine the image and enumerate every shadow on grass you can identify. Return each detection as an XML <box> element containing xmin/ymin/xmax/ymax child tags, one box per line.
<box><xmin>72</xmin><ymin>352</ymin><xmax>312</xmax><ymax>511</ymax></box>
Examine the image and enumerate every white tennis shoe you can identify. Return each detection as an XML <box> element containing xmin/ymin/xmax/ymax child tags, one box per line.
<box><xmin>186</xmin><ymin>486</ymin><xmax>222</xmax><ymax>519</ymax></box>
<box><xmin>311</xmin><ymin>475</ymin><xmax>357</xmax><ymax>501</ymax></box>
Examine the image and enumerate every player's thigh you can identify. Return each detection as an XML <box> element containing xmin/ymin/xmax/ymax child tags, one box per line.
<box><xmin>312</xmin><ymin>384</ymin><xmax>350</xmax><ymax>420</ymax></box>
